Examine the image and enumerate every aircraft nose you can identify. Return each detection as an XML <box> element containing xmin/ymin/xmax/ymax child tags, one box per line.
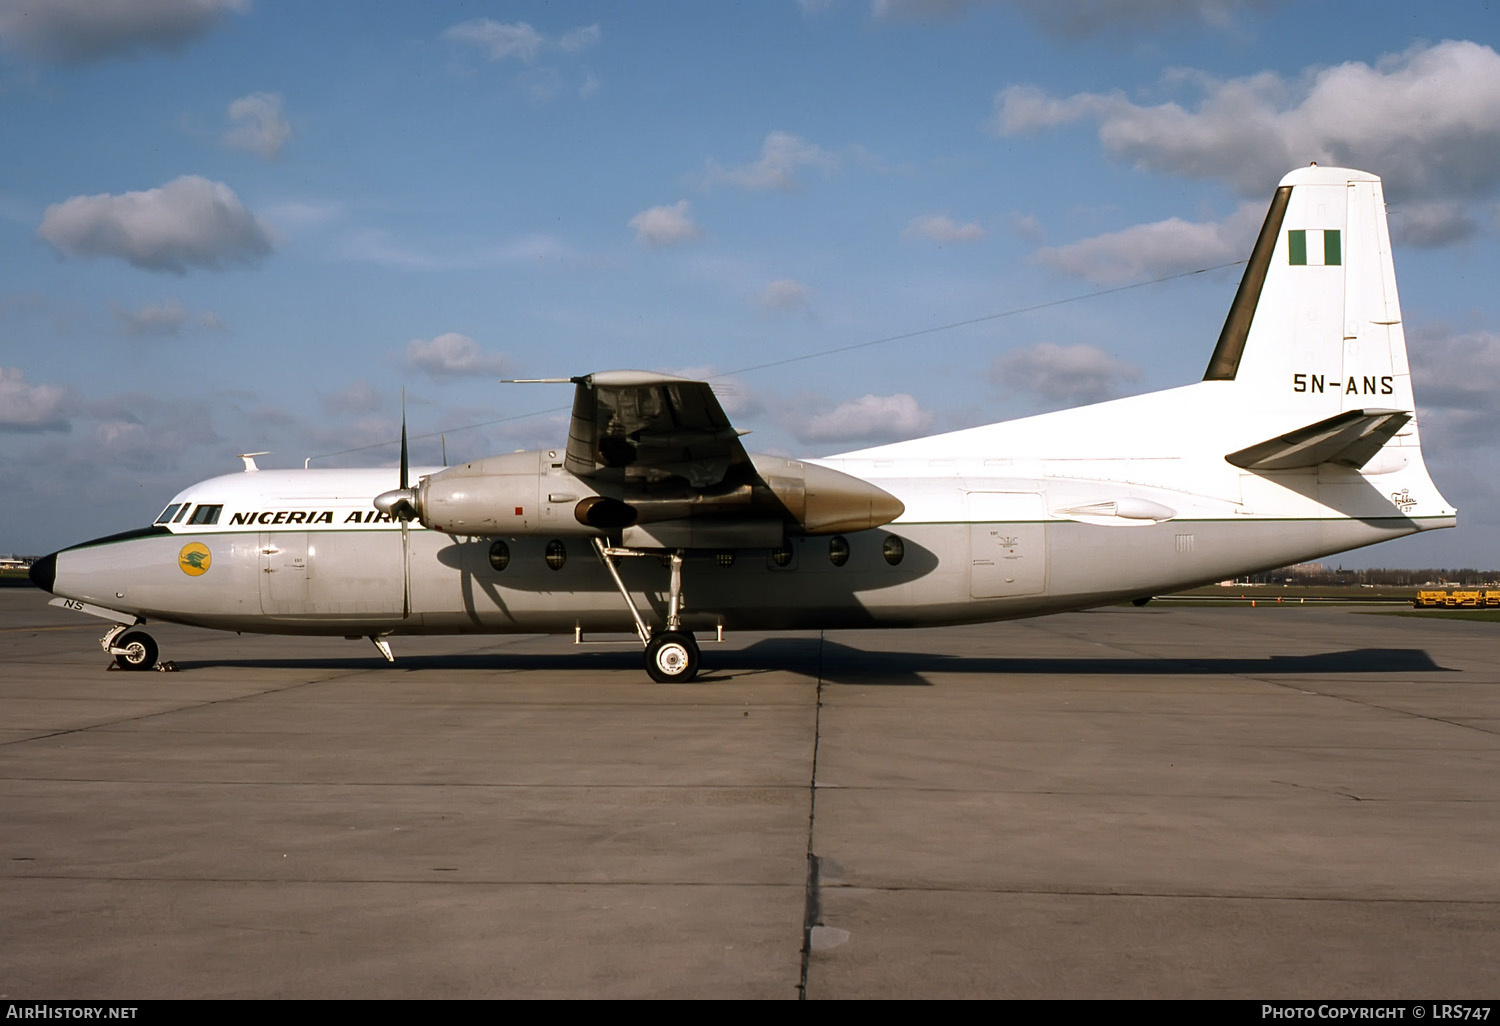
<box><xmin>28</xmin><ymin>552</ymin><xmax>56</xmax><ymax>593</ymax></box>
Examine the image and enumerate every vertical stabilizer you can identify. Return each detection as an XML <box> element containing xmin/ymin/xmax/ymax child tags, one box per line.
<box><xmin>1203</xmin><ymin>166</ymin><xmax>1415</xmax><ymax>441</ymax></box>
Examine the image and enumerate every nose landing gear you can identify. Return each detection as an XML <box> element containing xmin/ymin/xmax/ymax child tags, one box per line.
<box><xmin>102</xmin><ymin>625</ymin><xmax>158</xmax><ymax>671</ymax></box>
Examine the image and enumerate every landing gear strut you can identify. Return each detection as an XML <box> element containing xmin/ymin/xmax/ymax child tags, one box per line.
<box><xmin>591</xmin><ymin>538</ymin><xmax>704</xmax><ymax>682</ymax></box>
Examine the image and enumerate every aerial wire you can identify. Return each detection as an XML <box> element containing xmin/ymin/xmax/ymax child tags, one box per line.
<box><xmin>309</xmin><ymin>259</ymin><xmax>1246</xmax><ymax>463</ymax></box>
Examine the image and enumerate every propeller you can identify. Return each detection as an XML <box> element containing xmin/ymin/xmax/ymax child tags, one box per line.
<box><xmin>373</xmin><ymin>392</ymin><xmax>421</xmax><ymax>522</ymax></box>
<box><xmin>371</xmin><ymin>391</ymin><xmax>419</xmax><ymax>619</ymax></box>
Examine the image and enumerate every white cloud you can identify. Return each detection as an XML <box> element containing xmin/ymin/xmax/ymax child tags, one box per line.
<box><xmin>757</xmin><ymin>278</ymin><xmax>812</xmax><ymax>315</ymax></box>
<box><xmin>1411</xmin><ymin>327</ymin><xmax>1500</xmax><ymax>416</ymax></box>
<box><xmin>0</xmin><ymin>366</ymin><xmax>69</xmax><ymax>432</ymax></box>
<box><xmin>0</xmin><ymin>0</ymin><xmax>249</xmax><ymax>63</ymax></box>
<box><xmin>905</xmin><ymin>0</ymin><xmax>1277</xmax><ymax>37</ymax></box>
<box><xmin>223</xmin><ymin>92</ymin><xmax>290</xmax><ymax>158</ymax></box>
<box><xmin>628</xmin><ymin>200</ymin><xmax>702</xmax><ymax>248</ymax></box>
<box><xmin>114</xmin><ymin>300</ymin><xmax>226</xmax><ymax>336</ymax></box>
<box><xmin>796</xmin><ymin>393</ymin><xmax>934</xmax><ymax>444</ymax></box>
<box><xmin>336</xmin><ymin>229</ymin><xmax>568</xmax><ymax>271</ymax></box>
<box><xmin>1035</xmin><ymin>201</ymin><xmax>1261</xmax><ymax>285</ymax></box>
<box><xmin>903</xmin><ymin>213</ymin><xmax>985</xmax><ymax>244</ymax></box>
<box><xmin>990</xmin><ymin>342</ymin><xmax>1143</xmax><ymax>405</ymax></box>
<box><xmin>1010</xmin><ymin>212</ymin><xmax>1045</xmax><ymax>242</ymax></box>
<box><xmin>37</xmin><ymin>175</ymin><xmax>273</xmax><ymax>274</ymax></box>
<box><xmin>79</xmin><ymin>392</ymin><xmax>220</xmax><ymax>472</ymax></box>
<box><xmin>990</xmin><ymin>40</ymin><xmax>1500</xmax><ymax>204</ymax></box>
<box><xmin>444</xmin><ymin>19</ymin><xmax>544</xmax><ymax>63</ymax></box>
<box><xmin>321</xmin><ymin>380</ymin><xmax>384</xmax><ymax>417</ymax></box>
<box><xmin>702</xmin><ymin>131</ymin><xmax>839</xmax><ymax>191</ymax></box>
<box><xmin>870</xmin><ymin>0</ymin><xmax>982</xmax><ymax>18</ymax></box>
<box><xmin>1407</xmin><ymin>327</ymin><xmax>1500</xmax><ymax>462</ymax></box>
<box><xmin>559</xmin><ymin>23</ymin><xmax>601</xmax><ymax>52</ymax></box>
<box><xmin>405</xmin><ymin>333</ymin><xmax>510</xmax><ymax>380</ymax></box>
<box><xmin>1390</xmin><ymin>201</ymin><xmax>1480</xmax><ymax>249</ymax></box>
<box><xmin>259</xmin><ymin>198</ymin><xmax>344</xmax><ymax>233</ymax></box>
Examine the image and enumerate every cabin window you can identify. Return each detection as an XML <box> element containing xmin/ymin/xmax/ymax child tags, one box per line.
<box><xmin>771</xmin><ymin>544</ymin><xmax>794</xmax><ymax>568</ymax></box>
<box><xmin>155</xmin><ymin>504</ymin><xmax>182</xmax><ymax>524</ymax></box>
<box><xmin>489</xmin><ymin>540</ymin><xmax>511</xmax><ymax>572</ymax></box>
<box><xmin>545</xmin><ymin>539</ymin><xmax>567</xmax><ymax>571</ymax></box>
<box><xmin>716</xmin><ymin>552</ymin><xmax>735</xmax><ymax>569</ymax></box>
<box><xmin>883</xmin><ymin>536</ymin><xmax>905</xmax><ymax>566</ymax></box>
<box><xmin>188</xmin><ymin>504</ymin><xmax>222</xmax><ymax>525</ymax></box>
<box><xmin>828</xmin><ymin>536</ymin><xmax>850</xmax><ymax>567</ymax></box>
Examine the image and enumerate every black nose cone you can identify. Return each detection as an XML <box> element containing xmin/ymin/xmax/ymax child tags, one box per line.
<box><xmin>29</xmin><ymin>552</ymin><xmax>56</xmax><ymax>593</ymax></box>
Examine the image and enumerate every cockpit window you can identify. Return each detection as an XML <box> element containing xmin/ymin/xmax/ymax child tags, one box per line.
<box><xmin>155</xmin><ymin>504</ymin><xmax>183</xmax><ymax>524</ymax></box>
<box><xmin>172</xmin><ymin>505</ymin><xmax>192</xmax><ymax>523</ymax></box>
<box><xmin>188</xmin><ymin>504</ymin><xmax>223</xmax><ymax>525</ymax></box>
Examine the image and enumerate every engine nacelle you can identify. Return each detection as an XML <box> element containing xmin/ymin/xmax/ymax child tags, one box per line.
<box><xmin>750</xmin><ymin>455</ymin><xmax>906</xmax><ymax>534</ymax></box>
<box><xmin>418</xmin><ymin>451</ymin><xmax>604</xmax><ymax>537</ymax></box>
<box><xmin>407</xmin><ymin>449</ymin><xmax>904</xmax><ymax>542</ymax></box>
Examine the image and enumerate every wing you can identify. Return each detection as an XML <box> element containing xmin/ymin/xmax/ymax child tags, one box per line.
<box><xmin>564</xmin><ymin>370</ymin><xmax>753</xmax><ymax>488</ymax></box>
<box><xmin>557</xmin><ymin>370</ymin><xmax>903</xmax><ymax>543</ymax></box>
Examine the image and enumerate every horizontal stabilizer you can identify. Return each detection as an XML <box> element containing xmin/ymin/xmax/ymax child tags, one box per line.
<box><xmin>1226</xmin><ymin>409</ymin><xmax>1411</xmax><ymax>471</ymax></box>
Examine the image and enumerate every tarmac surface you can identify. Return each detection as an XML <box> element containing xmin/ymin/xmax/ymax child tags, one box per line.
<box><xmin>1</xmin><ymin>587</ymin><xmax>1498</xmax><ymax>999</ymax></box>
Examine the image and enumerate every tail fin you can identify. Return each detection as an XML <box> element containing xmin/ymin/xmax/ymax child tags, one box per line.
<box><xmin>1204</xmin><ymin>166</ymin><xmax>1415</xmax><ymax>440</ymax></box>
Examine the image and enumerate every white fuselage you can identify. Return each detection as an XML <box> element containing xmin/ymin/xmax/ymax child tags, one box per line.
<box><xmin>44</xmin><ymin>407</ymin><xmax>1450</xmax><ymax>639</ymax></box>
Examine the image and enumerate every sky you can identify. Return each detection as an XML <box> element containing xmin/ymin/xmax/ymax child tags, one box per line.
<box><xmin>1</xmin><ymin>0</ymin><xmax>1498</xmax><ymax>569</ymax></box>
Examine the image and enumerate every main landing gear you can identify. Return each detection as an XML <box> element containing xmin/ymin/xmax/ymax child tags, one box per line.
<box><xmin>101</xmin><ymin>624</ymin><xmax>158</xmax><ymax>671</ymax></box>
<box><xmin>591</xmin><ymin>538</ymin><xmax>705</xmax><ymax>682</ymax></box>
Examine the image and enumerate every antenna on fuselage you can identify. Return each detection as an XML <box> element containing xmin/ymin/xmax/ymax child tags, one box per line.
<box><xmin>238</xmin><ymin>452</ymin><xmax>269</xmax><ymax>472</ymax></box>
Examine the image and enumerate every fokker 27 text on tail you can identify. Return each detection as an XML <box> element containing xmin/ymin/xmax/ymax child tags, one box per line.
<box><xmin>31</xmin><ymin>166</ymin><xmax>1455</xmax><ymax>681</ymax></box>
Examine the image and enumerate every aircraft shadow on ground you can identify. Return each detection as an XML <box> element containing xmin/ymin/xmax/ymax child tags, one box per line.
<box><xmin>168</xmin><ymin>638</ymin><xmax>1449</xmax><ymax>686</ymax></box>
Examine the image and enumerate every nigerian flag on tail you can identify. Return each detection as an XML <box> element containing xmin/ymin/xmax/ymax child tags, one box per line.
<box><xmin>1288</xmin><ymin>228</ymin><xmax>1340</xmax><ymax>266</ymax></box>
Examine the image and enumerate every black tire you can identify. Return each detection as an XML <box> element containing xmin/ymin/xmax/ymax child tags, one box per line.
<box><xmin>645</xmin><ymin>631</ymin><xmax>699</xmax><ymax>683</ymax></box>
<box><xmin>114</xmin><ymin>631</ymin><xmax>158</xmax><ymax>671</ymax></box>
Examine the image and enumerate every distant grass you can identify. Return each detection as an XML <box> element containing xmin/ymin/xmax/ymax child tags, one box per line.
<box><xmin>0</xmin><ymin>567</ymin><xmax>32</xmax><ymax>587</ymax></box>
<box><xmin>1366</xmin><ymin>608</ymin><xmax>1500</xmax><ymax>622</ymax></box>
<box><xmin>1169</xmin><ymin>584</ymin><xmax>1419</xmax><ymax>600</ymax></box>
<box><xmin>1146</xmin><ymin>585</ymin><xmax>1414</xmax><ymax>607</ymax></box>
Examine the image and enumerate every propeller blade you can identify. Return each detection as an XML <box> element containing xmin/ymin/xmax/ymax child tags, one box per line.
<box><xmin>374</xmin><ymin>388</ymin><xmax>420</xmax><ymax>522</ymax></box>
<box><xmin>399</xmin><ymin>388</ymin><xmax>409</xmax><ymax>492</ymax></box>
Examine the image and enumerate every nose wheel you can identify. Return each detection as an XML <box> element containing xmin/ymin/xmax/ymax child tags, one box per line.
<box><xmin>111</xmin><ymin>630</ymin><xmax>158</xmax><ymax>671</ymax></box>
<box><xmin>645</xmin><ymin>631</ymin><xmax>700</xmax><ymax>683</ymax></box>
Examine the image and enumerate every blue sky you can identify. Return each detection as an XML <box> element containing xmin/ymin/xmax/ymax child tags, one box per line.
<box><xmin>2</xmin><ymin>0</ymin><xmax>1498</xmax><ymax>569</ymax></box>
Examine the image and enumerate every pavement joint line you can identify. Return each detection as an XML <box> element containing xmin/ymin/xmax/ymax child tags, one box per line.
<box><xmin>797</xmin><ymin>630</ymin><xmax>828</xmax><ymax>1001</ymax></box>
<box><xmin>1225</xmin><ymin>670</ymin><xmax>1500</xmax><ymax>738</ymax></box>
<box><xmin>5</xmin><ymin>874</ymin><xmax>1497</xmax><ymax>906</ymax></box>
<box><xmin>0</xmin><ymin>874</ymin><xmax>805</xmax><ymax>888</ymax></box>
<box><xmin>0</xmin><ymin>671</ymin><xmax>374</xmax><ymax>750</ymax></box>
<box><xmin>0</xmin><ymin>778</ymin><xmax>817</xmax><ymax>792</ymax></box>
<box><xmin>1005</xmin><ymin>611</ymin><xmax>1500</xmax><ymax>739</ymax></box>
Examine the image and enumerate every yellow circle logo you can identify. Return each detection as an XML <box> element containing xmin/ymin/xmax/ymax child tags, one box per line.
<box><xmin>178</xmin><ymin>542</ymin><xmax>212</xmax><ymax>576</ymax></box>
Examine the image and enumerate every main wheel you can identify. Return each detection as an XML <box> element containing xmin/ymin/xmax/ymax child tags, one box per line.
<box><xmin>114</xmin><ymin>631</ymin><xmax>158</xmax><ymax>671</ymax></box>
<box><xmin>645</xmin><ymin>631</ymin><xmax>699</xmax><ymax>683</ymax></box>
